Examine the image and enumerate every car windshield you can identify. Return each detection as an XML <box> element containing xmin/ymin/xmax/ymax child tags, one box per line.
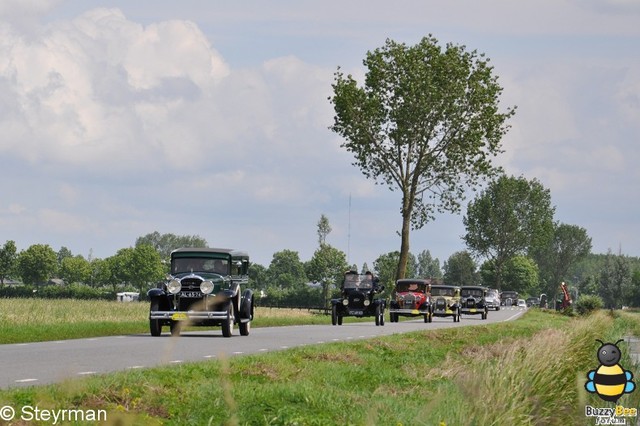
<box><xmin>343</xmin><ymin>274</ymin><xmax>373</xmax><ymax>289</ymax></box>
<box><xmin>431</xmin><ymin>287</ymin><xmax>455</xmax><ymax>297</ymax></box>
<box><xmin>172</xmin><ymin>257</ymin><xmax>229</xmax><ymax>275</ymax></box>
<box><xmin>461</xmin><ymin>288</ymin><xmax>483</xmax><ymax>298</ymax></box>
<box><xmin>395</xmin><ymin>282</ymin><xmax>426</xmax><ymax>293</ymax></box>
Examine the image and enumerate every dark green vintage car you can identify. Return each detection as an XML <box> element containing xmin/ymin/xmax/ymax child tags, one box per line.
<box><xmin>147</xmin><ymin>248</ymin><xmax>254</xmax><ymax>337</ymax></box>
<box><xmin>460</xmin><ymin>285</ymin><xmax>489</xmax><ymax>320</ymax></box>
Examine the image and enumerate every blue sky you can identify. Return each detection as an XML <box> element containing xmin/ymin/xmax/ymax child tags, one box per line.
<box><xmin>0</xmin><ymin>0</ymin><xmax>639</xmax><ymax>269</ymax></box>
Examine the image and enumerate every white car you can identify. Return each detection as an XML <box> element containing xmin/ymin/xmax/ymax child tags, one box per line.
<box><xmin>517</xmin><ymin>299</ymin><xmax>527</xmax><ymax>308</ymax></box>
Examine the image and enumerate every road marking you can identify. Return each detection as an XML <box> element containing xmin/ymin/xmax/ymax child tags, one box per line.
<box><xmin>15</xmin><ymin>378</ymin><xmax>38</xmax><ymax>383</ymax></box>
<box><xmin>259</xmin><ymin>348</ymin><xmax>268</xmax><ymax>352</ymax></box>
<box><xmin>203</xmin><ymin>355</ymin><xmax>215</xmax><ymax>359</ymax></box>
<box><xmin>233</xmin><ymin>351</ymin><xmax>244</xmax><ymax>355</ymax></box>
<box><xmin>503</xmin><ymin>311</ymin><xmax>525</xmax><ymax>322</ymax></box>
<box><xmin>77</xmin><ymin>371</ymin><xmax>96</xmax><ymax>376</ymax></box>
<box><xmin>280</xmin><ymin>346</ymin><xmax>289</xmax><ymax>349</ymax></box>
<box><xmin>127</xmin><ymin>366</ymin><xmax>144</xmax><ymax>369</ymax></box>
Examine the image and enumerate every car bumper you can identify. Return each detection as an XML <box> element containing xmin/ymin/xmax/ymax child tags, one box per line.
<box><xmin>150</xmin><ymin>310</ymin><xmax>230</xmax><ymax>321</ymax></box>
<box><xmin>388</xmin><ymin>308</ymin><xmax>430</xmax><ymax>315</ymax></box>
<box><xmin>461</xmin><ymin>308</ymin><xmax>485</xmax><ymax>315</ymax></box>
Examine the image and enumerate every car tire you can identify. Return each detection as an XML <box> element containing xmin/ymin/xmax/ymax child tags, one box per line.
<box><xmin>375</xmin><ymin>305</ymin><xmax>381</xmax><ymax>326</ymax></box>
<box><xmin>424</xmin><ymin>314</ymin><xmax>429</xmax><ymax>323</ymax></box>
<box><xmin>338</xmin><ymin>314</ymin><xmax>343</xmax><ymax>325</ymax></box>
<box><xmin>222</xmin><ymin>303</ymin><xmax>234</xmax><ymax>337</ymax></box>
<box><xmin>149</xmin><ymin>300</ymin><xmax>162</xmax><ymax>337</ymax></box>
<box><xmin>482</xmin><ymin>310</ymin><xmax>487</xmax><ymax>320</ymax></box>
<box><xmin>239</xmin><ymin>320</ymin><xmax>251</xmax><ymax>336</ymax></box>
<box><xmin>331</xmin><ymin>304</ymin><xmax>338</xmax><ymax>326</ymax></box>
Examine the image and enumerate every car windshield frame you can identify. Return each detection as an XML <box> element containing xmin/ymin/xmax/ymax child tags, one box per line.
<box><xmin>461</xmin><ymin>288</ymin><xmax>484</xmax><ymax>298</ymax></box>
<box><xmin>343</xmin><ymin>274</ymin><xmax>374</xmax><ymax>290</ymax></box>
<box><xmin>431</xmin><ymin>287</ymin><xmax>456</xmax><ymax>297</ymax></box>
<box><xmin>395</xmin><ymin>282</ymin><xmax>427</xmax><ymax>293</ymax></box>
<box><xmin>171</xmin><ymin>257</ymin><xmax>230</xmax><ymax>275</ymax></box>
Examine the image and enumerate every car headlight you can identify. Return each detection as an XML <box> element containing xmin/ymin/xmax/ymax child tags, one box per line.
<box><xmin>167</xmin><ymin>279</ymin><xmax>181</xmax><ymax>295</ymax></box>
<box><xmin>200</xmin><ymin>280</ymin><xmax>214</xmax><ymax>295</ymax></box>
<box><xmin>364</xmin><ymin>300</ymin><xmax>370</xmax><ymax>306</ymax></box>
<box><xmin>342</xmin><ymin>299</ymin><xmax>349</xmax><ymax>306</ymax></box>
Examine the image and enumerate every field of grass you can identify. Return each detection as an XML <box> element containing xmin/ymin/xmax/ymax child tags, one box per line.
<box><xmin>0</xmin><ymin>298</ymin><xmax>359</xmax><ymax>344</ymax></box>
<box><xmin>2</xmin><ymin>308</ymin><xmax>639</xmax><ymax>425</ymax></box>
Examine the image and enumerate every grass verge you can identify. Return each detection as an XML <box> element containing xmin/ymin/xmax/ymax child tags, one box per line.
<box><xmin>2</xmin><ymin>309</ymin><xmax>638</xmax><ymax>425</ymax></box>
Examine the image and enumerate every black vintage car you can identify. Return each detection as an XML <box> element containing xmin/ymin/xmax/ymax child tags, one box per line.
<box><xmin>331</xmin><ymin>271</ymin><xmax>386</xmax><ymax>326</ymax></box>
<box><xmin>147</xmin><ymin>248</ymin><xmax>254</xmax><ymax>337</ymax></box>
<box><xmin>460</xmin><ymin>285</ymin><xmax>488</xmax><ymax>320</ymax></box>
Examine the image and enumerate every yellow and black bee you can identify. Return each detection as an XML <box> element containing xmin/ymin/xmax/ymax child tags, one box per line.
<box><xmin>585</xmin><ymin>339</ymin><xmax>636</xmax><ymax>402</ymax></box>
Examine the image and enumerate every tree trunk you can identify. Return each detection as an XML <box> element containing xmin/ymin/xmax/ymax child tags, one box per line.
<box><xmin>396</xmin><ymin>208</ymin><xmax>412</xmax><ymax>280</ymax></box>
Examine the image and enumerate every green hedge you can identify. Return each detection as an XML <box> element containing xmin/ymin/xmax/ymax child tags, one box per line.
<box><xmin>0</xmin><ymin>284</ymin><xmax>119</xmax><ymax>300</ymax></box>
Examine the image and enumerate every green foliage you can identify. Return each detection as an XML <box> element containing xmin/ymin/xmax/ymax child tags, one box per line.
<box><xmin>305</xmin><ymin>244</ymin><xmax>348</xmax><ymax>307</ymax></box>
<box><xmin>266</xmin><ymin>250</ymin><xmax>308</xmax><ymax>290</ymax></box>
<box><xmin>135</xmin><ymin>231</ymin><xmax>207</xmax><ymax>263</ymax></box>
<box><xmin>575</xmin><ymin>294</ymin><xmax>604</xmax><ymax>315</ymax></box>
<box><xmin>532</xmin><ymin>222</ymin><xmax>592</xmax><ymax>297</ymax></box>
<box><xmin>502</xmin><ymin>255</ymin><xmax>539</xmax><ymax>294</ymax></box>
<box><xmin>416</xmin><ymin>249</ymin><xmax>442</xmax><ymax>278</ymax></box>
<box><xmin>59</xmin><ymin>255</ymin><xmax>92</xmax><ymax>284</ymax></box>
<box><xmin>443</xmin><ymin>250</ymin><xmax>477</xmax><ymax>285</ymax></box>
<box><xmin>373</xmin><ymin>251</ymin><xmax>417</xmax><ymax>290</ymax></box>
<box><xmin>463</xmin><ymin>175</ymin><xmax>555</xmax><ymax>289</ymax></box>
<box><xmin>17</xmin><ymin>244</ymin><xmax>58</xmax><ymax>286</ymax></box>
<box><xmin>330</xmin><ymin>35</ymin><xmax>514</xmax><ymax>279</ymax></box>
<box><xmin>0</xmin><ymin>240</ymin><xmax>17</xmax><ymax>285</ymax></box>
<box><xmin>599</xmin><ymin>250</ymin><xmax>632</xmax><ymax>309</ymax></box>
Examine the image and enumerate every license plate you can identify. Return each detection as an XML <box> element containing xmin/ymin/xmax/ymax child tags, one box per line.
<box><xmin>469</xmin><ymin>308</ymin><xmax>477</xmax><ymax>313</ymax></box>
<box><xmin>180</xmin><ymin>291</ymin><xmax>202</xmax><ymax>298</ymax></box>
<box><xmin>171</xmin><ymin>313</ymin><xmax>188</xmax><ymax>321</ymax></box>
<box><xmin>349</xmin><ymin>310</ymin><xmax>363</xmax><ymax>315</ymax></box>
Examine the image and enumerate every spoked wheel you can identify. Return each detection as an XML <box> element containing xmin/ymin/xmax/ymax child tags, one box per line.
<box><xmin>221</xmin><ymin>303</ymin><xmax>234</xmax><ymax>337</ymax></box>
<box><xmin>149</xmin><ymin>300</ymin><xmax>162</xmax><ymax>336</ymax></box>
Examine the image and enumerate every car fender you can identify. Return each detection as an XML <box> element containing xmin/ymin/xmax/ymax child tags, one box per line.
<box><xmin>239</xmin><ymin>289</ymin><xmax>254</xmax><ymax>320</ymax></box>
<box><xmin>147</xmin><ymin>288</ymin><xmax>166</xmax><ymax>299</ymax></box>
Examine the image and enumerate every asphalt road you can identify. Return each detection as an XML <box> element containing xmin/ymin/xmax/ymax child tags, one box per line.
<box><xmin>0</xmin><ymin>307</ymin><xmax>526</xmax><ymax>389</ymax></box>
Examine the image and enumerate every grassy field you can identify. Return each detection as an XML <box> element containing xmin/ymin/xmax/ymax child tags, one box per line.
<box><xmin>1</xmin><ymin>307</ymin><xmax>639</xmax><ymax>425</ymax></box>
<box><xmin>0</xmin><ymin>298</ymin><xmax>363</xmax><ymax>344</ymax></box>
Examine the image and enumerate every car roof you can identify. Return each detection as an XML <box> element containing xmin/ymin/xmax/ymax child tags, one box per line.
<box><xmin>171</xmin><ymin>247</ymin><xmax>249</xmax><ymax>258</ymax></box>
<box><xmin>461</xmin><ymin>285</ymin><xmax>487</xmax><ymax>290</ymax></box>
<box><xmin>396</xmin><ymin>279</ymin><xmax>430</xmax><ymax>284</ymax></box>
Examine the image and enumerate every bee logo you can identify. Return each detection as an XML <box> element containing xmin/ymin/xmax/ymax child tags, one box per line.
<box><xmin>585</xmin><ymin>339</ymin><xmax>635</xmax><ymax>402</ymax></box>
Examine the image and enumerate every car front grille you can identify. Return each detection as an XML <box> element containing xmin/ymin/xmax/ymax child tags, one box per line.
<box><xmin>348</xmin><ymin>292</ymin><xmax>366</xmax><ymax>307</ymax></box>
<box><xmin>400</xmin><ymin>294</ymin><xmax>417</xmax><ymax>309</ymax></box>
<box><xmin>180</xmin><ymin>278</ymin><xmax>203</xmax><ymax>291</ymax></box>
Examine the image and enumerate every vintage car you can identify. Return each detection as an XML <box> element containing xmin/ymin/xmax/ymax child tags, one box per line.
<box><xmin>460</xmin><ymin>285</ymin><xmax>488</xmax><ymax>320</ymax></box>
<box><xmin>526</xmin><ymin>297</ymin><xmax>540</xmax><ymax>308</ymax></box>
<box><xmin>388</xmin><ymin>278</ymin><xmax>432</xmax><ymax>323</ymax></box>
<box><xmin>331</xmin><ymin>271</ymin><xmax>386</xmax><ymax>326</ymax></box>
<box><xmin>485</xmin><ymin>288</ymin><xmax>501</xmax><ymax>311</ymax></box>
<box><xmin>430</xmin><ymin>284</ymin><xmax>461</xmax><ymax>322</ymax></box>
<box><xmin>500</xmin><ymin>290</ymin><xmax>519</xmax><ymax>307</ymax></box>
<box><xmin>147</xmin><ymin>248</ymin><xmax>254</xmax><ymax>337</ymax></box>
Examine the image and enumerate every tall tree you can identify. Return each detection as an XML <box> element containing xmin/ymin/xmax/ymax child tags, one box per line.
<box><xmin>316</xmin><ymin>214</ymin><xmax>332</xmax><ymax>246</ymax></box>
<box><xmin>531</xmin><ymin>223</ymin><xmax>592</xmax><ymax>297</ymax></box>
<box><xmin>0</xmin><ymin>240</ymin><xmax>17</xmax><ymax>286</ymax></box>
<box><xmin>266</xmin><ymin>250</ymin><xmax>308</xmax><ymax>290</ymax></box>
<box><xmin>305</xmin><ymin>245</ymin><xmax>349</xmax><ymax>308</ymax></box>
<box><xmin>374</xmin><ymin>251</ymin><xmax>417</xmax><ymax>288</ymax></box>
<box><xmin>17</xmin><ymin>244</ymin><xmax>58</xmax><ymax>287</ymax></box>
<box><xmin>59</xmin><ymin>255</ymin><xmax>91</xmax><ymax>285</ymax></box>
<box><xmin>463</xmin><ymin>175</ymin><xmax>555</xmax><ymax>290</ymax></box>
<box><xmin>599</xmin><ymin>250</ymin><xmax>631</xmax><ymax>309</ymax></box>
<box><xmin>330</xmin><ymin>36</ymin><xmax>514</xmax><ymax>279</ymax></box>
<box><xmin>443</xmin><ymin>251</ymin><xmax>477</xmax><ymax>285</ymax></box>
<box><xmin>416</xmin><ymin>249</ymin><xmax>442</xmax><ymax>278</ymax></box>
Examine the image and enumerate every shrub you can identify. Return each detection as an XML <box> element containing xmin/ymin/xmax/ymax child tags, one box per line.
<box><xmin>575</xmin><ymin>294</ymin><xmax>604</xmax><ymax>316</ymax></box>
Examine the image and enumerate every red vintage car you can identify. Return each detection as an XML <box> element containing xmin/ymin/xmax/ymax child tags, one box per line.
<box><xmin>388</xmin><ymin>279</ymin><xmax>432</xmax><ymax>323</ymax></box>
